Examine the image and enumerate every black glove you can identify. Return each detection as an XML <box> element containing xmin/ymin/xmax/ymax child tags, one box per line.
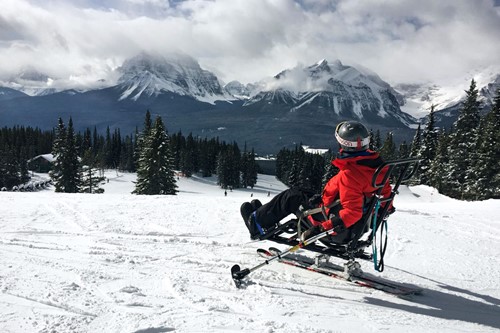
<box><xmin>307</xmin><ymin>194</ymin><xmax>323</xmax><ymax>208</ymax></box>
<box><xmin>328</xmin><ymin>216</ymin><xmax>346</xmax><ymax>234</ymax></box>
<box><xmin>377</xmin><ymin>206</ymin><xmax>396</xmax><ymax>221</ymax></box>
<box><xmin>300</xmin><ymin>225</ymin><xmax>323</xmax><ymax>242</ymax></box>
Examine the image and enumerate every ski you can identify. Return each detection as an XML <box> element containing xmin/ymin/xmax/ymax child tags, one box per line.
<box><xmin>257</xmin><ymin>247</ymin><xmax>423</xmax><ymax>297</ymax></box>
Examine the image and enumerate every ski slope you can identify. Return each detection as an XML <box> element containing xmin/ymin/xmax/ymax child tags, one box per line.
<box><xmin>0</xmin><ymin>171</ymin><xmax>499</xmax><ymax>333</ymax></box>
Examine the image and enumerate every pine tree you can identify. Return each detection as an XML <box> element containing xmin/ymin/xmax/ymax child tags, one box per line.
<box><xmin>369</xmin><ymin>130</ymin><xmax>382</xmax><ymax>151</ymax></box>
<box><xmin>410</xmin><ymin>124</ymin><xmax>421</xmax><ymax>157</ymax></box>
<box><xmin>379</xmin><ymin>132</ymin><xmax>397</xmax><ymax>160</ymax></box>
<box><xmin>216</xmin><ymin>144</ymin><xmax>241</xmax><ymax>189</ymax></box>
<box><xmin>398</xmin><ymin>141</ymin><xmax>410</xmax><ymax>159</ymax></box>
<box><xmin>429</xmin><ymin>129</ymin><xmax>450</xmax><ymax>193</ymax></box>
<box><xmin>134</xmin><ymin>116</ymin><xmax>177</xmax><ymax>195</ymax></box>
<box><xmin>322</xmin><ymin>151</ymin><xmax>338</xmax><ymax>189</ymax></box>
<box><xmin>241</xmin><ymin>145</ymin><xmax>258</xmax><ymax>189</ymax></box>
<box><xmin>298</xmin><ymin>152</ymin><xmax>313</xmax><ymax>191</ymax></box>
<box><xmin>50</xmin><ymin>118</ymin><xmax>67</xmax><ymax>192</ymax></box>
<box><xmin>418</xmin><ymin>105</ymin><xmax>439</xmax><ymax>185</ymax></box>
<box><xmin>288</xmin><ymin>147</ymin><xmax>303</xmax><ymax>188</ymax></box>
<box><xmin>62</xmin><ymin>118</ymin><xmax>82</xmax><ymax>193</ymax></box>
<box><xmin>470</xmin><ymin>88</ymin><xmax>500</xmax><ymax>199</ymax></box>
<box><xmin>309</xmin><ymin>153</ymin><xmax>326</xmax><ymax>193</ymax></box>
<box><xmin>0</xmin><ymin>149</ymin><xmax>21</xmax><ymax>189</ymax></box>
<box><xmin>180</xmin><ymin>133</ymin><xmax>197</xmax><ymax>177</ymax></box>
<box><xmin>275</xmin><ymin>148</ymin><xmax>290</xmax><ymax>183</ymax></box>
<box><xmin>447</xmin><ymin>79</ymin><xmax>481</xmax><ymax>199</ymax></box>
<box><xmin>80</xmin><ymin>150</ymin><xmax>105</xmax><ymax>193</ymax></box>
<box><xmin>216</xmin><ymin>150</ymin><xmax>229</xmax><ymax>188</ymax></box>
<box><xmin>228</xmin><ymin>143</ymin><xmax>241</xmax><ymax>189</ymax></box>
<box><xmin>50</xmin><ymin>118</ymin><xmax>81</xmax><ymax>193</ymax></box>
<box><xmin>134</xmin><ymin>111</ymin><xmax>152</xmax><ymax>168</ymax></box>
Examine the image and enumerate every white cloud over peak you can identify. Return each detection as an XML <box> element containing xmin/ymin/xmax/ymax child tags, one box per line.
<box><xmin>0</xmin><ymin>0</ymin><xmax>499</xmax><ymax>91</ymax></box>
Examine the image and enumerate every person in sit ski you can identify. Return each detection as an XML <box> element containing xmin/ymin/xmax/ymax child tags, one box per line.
<box><xmin>240</xmin><ymin>121</ymin><xmax>393</xmax><ymax>243</ymax></box>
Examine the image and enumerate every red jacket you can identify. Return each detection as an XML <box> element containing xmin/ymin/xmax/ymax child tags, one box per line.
<box><xmin>320</xmin><ymin>150</ymin><xmax>392</xmax><ymax>229</ymax></box>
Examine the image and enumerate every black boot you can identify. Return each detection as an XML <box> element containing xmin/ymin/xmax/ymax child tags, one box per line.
<box><xmin>240</xmin><ymin>202</ymin><xmax>263</xmax><ymax>240</ymax></box>
<box><xmin>250</xmin><ymin>199</ymin><xmax>262</xmax><ymax>211</ymax></box>
<box><xmin>240</xmin><ymin>202</ymin><xmax>254</xmax><ymax>222</ymax></box>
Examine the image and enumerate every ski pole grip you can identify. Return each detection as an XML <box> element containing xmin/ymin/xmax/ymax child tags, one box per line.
<box><xmin>232</xmin><ymin>268</ymin><xmax>250</xmax><ymax>280</ymax></box>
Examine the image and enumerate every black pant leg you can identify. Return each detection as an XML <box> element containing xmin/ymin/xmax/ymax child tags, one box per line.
<box><xmin>254</xmin><ymin>188</ymin><xmax>309</xmax><ymax>228</ymax></box>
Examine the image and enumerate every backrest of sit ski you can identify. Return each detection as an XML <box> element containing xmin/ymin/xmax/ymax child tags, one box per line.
<box><xmin>346</xmin><ymin>158</ymin><xmax>420</xmax><ymax>255</ymax></box>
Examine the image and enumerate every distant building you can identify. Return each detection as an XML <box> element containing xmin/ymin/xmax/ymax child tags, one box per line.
<box><xmin>302</xmin><ymin>145</ymin><xmax>329</xmax><ymax>155</ymax></box>
<box><xmin>27</xmin><ymin>154</ymin><xmax>55</xmax><ymax>173</ymax></box>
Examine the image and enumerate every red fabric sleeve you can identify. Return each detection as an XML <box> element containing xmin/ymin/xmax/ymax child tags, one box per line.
<box><xmin>321</xmin><ymin>174</ymin><xmax>339</xmax><ymax>207</ymax></box>
<box><xmin>337</xmin><ymin>170</ymin><xmax>364</xmax><ymax>227</ymax></box>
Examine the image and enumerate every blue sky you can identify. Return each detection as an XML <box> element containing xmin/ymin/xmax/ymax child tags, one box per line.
<box><xmin>1</xmin><ymin>0</ymin><xmax>499</xmax><ymax>88</ymax></box>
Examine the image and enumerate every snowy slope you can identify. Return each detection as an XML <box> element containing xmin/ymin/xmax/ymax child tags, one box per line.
<box><xmin>0</xmin><ymin>172</ymin><xmax>499</xmax><ymax>333</ymax></box>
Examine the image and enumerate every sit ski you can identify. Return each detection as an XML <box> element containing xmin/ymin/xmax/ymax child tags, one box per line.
<box><xmin>231</xmin><ymin>158</ymin><xmax>422</xmax><ymax>297</ymax></box>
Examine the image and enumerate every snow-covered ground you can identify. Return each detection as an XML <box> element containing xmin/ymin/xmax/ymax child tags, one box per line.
<box><xmin>1</xmin><ymin>171</ymin><xmax>499</xmax><ymax>333</ymax></box>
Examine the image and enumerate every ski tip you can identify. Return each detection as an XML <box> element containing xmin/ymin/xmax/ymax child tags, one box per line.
<box><xmin>231</xmin><ymin>264</ymin><xmax>242</xmax><ymax>288</ymax></box>
<box><xmin>268</xmin><ymin>247</ymin><xmax>282</xmax><ymax>255</ymax></box>
<box><xmin>231</xmin><ymin>264</ymin><xmax>241</xmax><ymax>276</ymax></box>
<box><xmin>257</xmin><ymin>248</ymin><xmax>272</xmax><ymax>257</ymax></box>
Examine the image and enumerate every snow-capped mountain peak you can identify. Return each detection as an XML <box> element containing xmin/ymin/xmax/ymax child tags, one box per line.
<box><xmin>245</xmin><ymin>59</ymin><xmax>415</xmax><ymax>127</ymax></box>
<box><xmin>116</xmin><ymin>52</ymin><xmax>232</xmax><ymax>104</ymax></box>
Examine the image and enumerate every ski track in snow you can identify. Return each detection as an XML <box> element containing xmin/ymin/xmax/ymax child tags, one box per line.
<box><xmin>0</xmin><ymin>172</ymin><xmax>499</xmax><ymax>332</ymax></box>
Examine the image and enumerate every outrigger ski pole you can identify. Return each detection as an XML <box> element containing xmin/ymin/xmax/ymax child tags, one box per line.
<box><xmin>230</xmin><ymin>230</ymin><xmax>331</xmax><ymax>288</ymax></box>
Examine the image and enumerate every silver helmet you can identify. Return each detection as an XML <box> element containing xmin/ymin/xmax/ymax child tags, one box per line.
<box><xmin>335</xmin><ymin>121</ymin><xmax>370</xmax><ymax>152</ymax></box>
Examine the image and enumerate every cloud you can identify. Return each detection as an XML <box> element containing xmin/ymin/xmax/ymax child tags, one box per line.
<box><xmin>0</xmin><ymin>0</ymin><xmax>499</xmax><ymax>90</ymax></box>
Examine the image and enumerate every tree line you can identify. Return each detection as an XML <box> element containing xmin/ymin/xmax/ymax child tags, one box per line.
<box><xmin>0</xmin><ymin>110</ymin><xmax>259</xmax><ymax>194</ymax></box>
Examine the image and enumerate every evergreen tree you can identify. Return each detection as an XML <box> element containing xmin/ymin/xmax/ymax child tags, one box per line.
<box><xmin>418</xmin><ymin>105</ymin><xmax>439</xmax><ymax>185</ymax></box>
<box><xmin>446</xmin><ymin>79</ymin><xmax>481</xmax><ymax>199</ymax></box>
<box><xmin>429</xmin><ymin>129</ymin><xmax>450</xmax><ymax>193</ymax></box>
<box><xmin>216</xmin><ymin>144</ymin><xmax>241</xmax><ymax>189</ymax></box>
<box><xmin>50</xmin><ymin>118</ymin><xmax>81</xmax><ymax>193</ymax></box>
<box><xmin>50</xmin><ymin>118</ymin><xmax>67</xmax><ymax>192</ymax></box>
<box><xmin>307</xmin><ymin>153</ymin><xmax>325</xmax><ymax>193</ymax></box>
<box><xmin>134</xmin><ymin>116</ymin><xmax>177</xmax><ymax>195</ymax></box>
<box><xmin>288</xmin><ymin>146</ymin><xmax>303</xmax><ymax>188</ymax></box>
<box><xmin>322</xmin><ymin>151</ymin><xmax>338</xmax><ymax>189</ymax></box>
<box><xmin>241</xmin><ymin>145</ymin><xmax>258</xmax><ymax>188</ymax></box>
<box><xmin>410</xmin><ymin>124</ymin><xmax>422</xmax><ymax>157</ymax></box>
<box><xmin>226</xmin><ymin>143</ymin><xmax>242</xmax><ymax>189</ymax></box>
<box><xmin>470</xmin><ymin>88</ymin><xmax>500</xmax><ymax>199</ymax></box>
<box><xmin>370</xmin><ymin>130</ymin><xmax>382</xmax><ymax>151</ymax></box>
<box><xmin>80</xmin><ymin>150</ymin><xmax>105</xmax><ymax>193</ymax></box>
<box><xmin>379</xmin><ymin>132</ymin><xmax>397</xmax><ymax>160</ymax></box>
<box><xmin>298</xmin><ymin>152</ymin><xmax>313</xmax><ymax>191</ymax></box>
<box><xmin>134</xmin><ymin>111</ymin><xmax>152</xmax><ymax>168</ymax></box>
<box><xmin>398</xmin><ymin>141</ymin><xmax>410</xmax><ymax>159</ymax></box>
<box><xmin>0</xmin><ymin>149</ymin><xmax>21</xmax><ymax>189</ymax></box>
<box><xmin>62</xmin><ymin>118</ymin><xmax>82</xmax><ymax>193</ymax></box>
<box><xmin>180</xmin><ymin>133</ymin><xmax>197</xmax><ymax>177</ymax></box>
<box><xmin>118</xmin><ymin>134</ymin><xmax>135</xmax><ymax>171</ymax></box>
<box><xmin>275</xmin><ymin>148</ymin><xmax>291</xmax><ymax>183</ymax></box>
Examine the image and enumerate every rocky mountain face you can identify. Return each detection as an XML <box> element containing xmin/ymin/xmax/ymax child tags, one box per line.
<box><xmin>116</xmin><ymin>52</ymin><xmax>231</xmax><ymax>103</ymax></box>
<box><xmin>0</xmin><ymin>53</ymin><xmax>497</xmax><ymax>153</ymax></box>
<box><xmin>234</xmin><ymin>59</ymin><xmax>415</xmax><ymax>128</ymax></box>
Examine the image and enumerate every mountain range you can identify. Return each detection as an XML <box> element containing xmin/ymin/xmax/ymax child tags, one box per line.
<box><xmin>0</xmin><ymin>53</ymin><xmax>498</xmax><ymax>154</ymax></box>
